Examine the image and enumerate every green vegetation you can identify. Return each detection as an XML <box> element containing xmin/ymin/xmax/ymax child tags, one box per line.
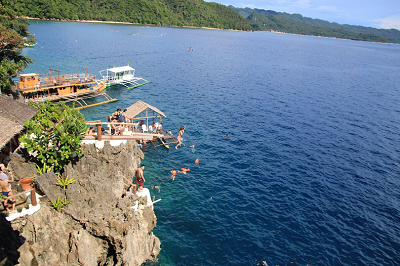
<box><xmin>51</xmin><ymin>195</ymin><xmax>73</xmax><ymax>211</ymax></box>
<box><xmin>36</xmin><ymin>162</ymin><xmax>52</xmax><ymax>175</ymax></box>
<box><xmin>20</xmin><ymin>101</ymin><xmax>87</xmax><ymax>174</ymax></box>
<box><xmin>9</xmin><ymin>0</ymin><xmax>400</xmax><ymax>42</ymax></box>
<box><xmin>0</xmin><ymin>0</ymin><xmax>34</xmax><ymax>93</ymax></box>
<box><xmin>56</xmin><ymin>174</ymin><xmax>76</xmax><ymax>189</ymax></box>
<box><xmin>230</xmin><ymin>6</ymin><xmax>400</xmax><ymax>43</ymax></box>
<box><xmin>10</xmin><ymin>0</ymin><xmax>250</xmax><ymax>30</ymax></box>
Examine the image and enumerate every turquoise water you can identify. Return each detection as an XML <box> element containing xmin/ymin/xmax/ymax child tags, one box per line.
<box><xmin>22</xmin><ymin>21</ymin><xmax>400</xmax><ymax>265</ymax></box>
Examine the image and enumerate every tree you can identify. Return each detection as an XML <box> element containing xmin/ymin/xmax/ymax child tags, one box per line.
<box><xmin>20</xmin><ymin>101</ymin><xmax>87</xmax><ymax>174</ymax></box>
<box><xmin>0</xmin><ymin>0</ymin><xmax>34</xmax><ymax>93</ymax></box>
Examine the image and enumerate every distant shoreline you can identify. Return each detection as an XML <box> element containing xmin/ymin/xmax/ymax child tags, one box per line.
<box><xmin>24</xmin><ymin>17</ymin><xmax>244</xmax><ymax>32</ymax></box>
<box><xmin>24</xmin><ymin>17</ymin><xmax>397</xmax><ymax>44</ymax></box>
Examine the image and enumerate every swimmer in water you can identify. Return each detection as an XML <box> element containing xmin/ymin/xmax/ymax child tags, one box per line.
<box><xmin>190</xmin><ymin>143</ymin><xmax>195</xmax><ymax>153</ymax></box>
<box><xmin>151</xmin><ymin>185</ymin><xmax>160</xmax><ymax>192</ymax></box>
<box><xmin>180</xmin><ymin>168</ymin><xmax>190</xmax><ymax>174</ymax></box>
<box><xmin>225</xmin><ymin>134</ymin><xmax>230</xmax><ymax>138</ymax></box>
<box><xmin>171</xmin><ymin>170</ymin><xmax>177</xmax><ymax>180</ymax></box>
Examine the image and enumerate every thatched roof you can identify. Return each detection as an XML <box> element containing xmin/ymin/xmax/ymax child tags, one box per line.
<box><xmin>0</xmin><ymin>95</ymin><xmax>39</xmax><ymax>149</ymax></box>
<box><xmin>125</xmin><ymin>100</ymin><xmax>166</xmax><ymax>119</ymax></box>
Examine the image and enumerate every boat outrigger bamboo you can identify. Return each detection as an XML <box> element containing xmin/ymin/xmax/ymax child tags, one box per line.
<box><xmin>97</xmin><ymin>65</ymin><xmax>150</xmax><ymax>89</ymax></box>
<box><xmin>17</xmin><ymin>66</ymin><xmax>118</xmax><ymax>109</ymax></box>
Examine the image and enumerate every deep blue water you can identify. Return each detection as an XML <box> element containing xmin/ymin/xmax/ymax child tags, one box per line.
<box><xmin>22</xmin><ymin>21</ymin><xmax>400</xmax><ymax>265</ymax></box>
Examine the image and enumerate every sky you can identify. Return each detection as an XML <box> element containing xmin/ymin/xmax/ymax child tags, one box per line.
<box><xmin>205</xmin><ymin>0</ymin><xmax>400</xmax><ymax>30</ymax></box>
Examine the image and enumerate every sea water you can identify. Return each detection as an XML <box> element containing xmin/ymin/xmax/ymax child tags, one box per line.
<box><xmin>22</xmin><ymin>21</ymin><xmax>400</xmax><ymax>265</ymax></box>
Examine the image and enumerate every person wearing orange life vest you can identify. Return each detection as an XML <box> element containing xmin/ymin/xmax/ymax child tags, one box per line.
<box><xmin>171</xmin><ymin>170</ymin><xmax>177</xmax><ymax>180</ymax></box>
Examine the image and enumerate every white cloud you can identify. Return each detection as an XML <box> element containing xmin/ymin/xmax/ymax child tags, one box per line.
<box><xmin>375</xmin><ymin>14</ymin><xmax>400</xmax><ymax>30</ymax></box>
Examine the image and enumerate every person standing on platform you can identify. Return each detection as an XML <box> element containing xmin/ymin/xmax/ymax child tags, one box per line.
<box><xmin>134</xmin><ymin>164</ymin><xmax>146</xmax><ymax>192</ymax></box>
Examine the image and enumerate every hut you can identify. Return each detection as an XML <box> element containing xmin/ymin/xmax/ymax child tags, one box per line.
<box><xmin>125</xmin><ymin>100</ymin><xmax>166</xmax><ymax>132</ymax></box>
<box><xmin>0</xmin><ymin>95</ymin><xmax>39</xmax><ymax>163</ymax></box>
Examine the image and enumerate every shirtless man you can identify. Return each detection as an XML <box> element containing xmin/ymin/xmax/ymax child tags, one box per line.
<box><xmin>0</xmin><ymin>167</ymin><xmax>16</xmax><ymax>212</ymax></box>
<box><xmin>134</xmin><ymin>164</ymin><xmax>146</xmax><ymax>192</ymax></box>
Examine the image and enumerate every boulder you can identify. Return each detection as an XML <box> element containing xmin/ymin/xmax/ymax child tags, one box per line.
<box><xmin>0</xmin><ymin>140</ymin><xmax>160</xmax><ymax>266</ymax></box>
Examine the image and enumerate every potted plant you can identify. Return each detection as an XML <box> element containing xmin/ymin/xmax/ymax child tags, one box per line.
<box><xmin>19</xmin><ymin>177</ymin><xmax>34</xmax><ymax>191</ymax></box>
<box><xmin>17</xmin><ymin>207</ymin><xmax>23</xmax><ymax>213</ymax></box>
<box><xmin>4</xmin><ymin>211</ymin><xmax>9</xmax><ymax>217</ymax></box>
<box><xmin>25</xmin><ymin>202</ymin><xmax>30</xmax><ymax>209</ymax></box>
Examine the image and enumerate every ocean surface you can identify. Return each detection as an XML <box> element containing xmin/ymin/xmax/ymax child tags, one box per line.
<box><xmin>21</xmin><ymin>21</ymin><xmax>400</xmax><ymax>265</ymax></box>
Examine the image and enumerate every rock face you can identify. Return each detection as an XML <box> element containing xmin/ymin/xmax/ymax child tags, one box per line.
<box><xmin>1</xmin><ymin>140</ymin><xmax>161</xmax><ymax>266</ymax></box>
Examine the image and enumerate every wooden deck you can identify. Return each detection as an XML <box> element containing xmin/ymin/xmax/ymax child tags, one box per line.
<box><xmin>84</xmin><ymin>121</ymin><xmax>177</xmax><ymax>148</ymax></box>
<box><xmin>84</xmin><ymin>132</ymin><xmax>161</xmax><ymax>141</ymax></box>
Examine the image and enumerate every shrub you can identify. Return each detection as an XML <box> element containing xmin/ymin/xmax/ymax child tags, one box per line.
<box><xmin>20</xmin><ymin>101</ymin><xmax>87</xmax><ymax>174</ymax></box>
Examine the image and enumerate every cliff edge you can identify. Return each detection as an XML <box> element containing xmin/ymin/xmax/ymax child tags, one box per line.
<box><xmin>0</xmin><ymin>140</ymin><xmax>161</xmax><ymax>266</ymax></box>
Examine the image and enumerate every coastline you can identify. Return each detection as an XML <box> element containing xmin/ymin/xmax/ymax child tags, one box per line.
<box><xmin>23</xmin><ymin>16</ymin><xmax>246</xmax><ymax>32</ymax></box>
<box><xmin>24</xmin><ymin>17</ymin><xmax>398</xmax><ymax>44</ymax></box>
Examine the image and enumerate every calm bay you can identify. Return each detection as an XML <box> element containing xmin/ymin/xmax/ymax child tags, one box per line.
<box><xmin>21</xmin><ymin>20</ymin><xmax>400</xmax><ymax>265</ymax></box>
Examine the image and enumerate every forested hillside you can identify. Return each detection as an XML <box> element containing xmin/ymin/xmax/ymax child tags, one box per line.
<box><xmin>230</xmin><ymin>6</ymin><xmax>400</xmax><ymax>43</ymax></box>
<box><xmin>10</xmin><ymin>0</ymin><xmax>400</xmax><ymax>43</ymax></box>
<box><xmin>10</xmin><ymin>0</ymin><xmax>251</xmax><ymax>30</ymax></box>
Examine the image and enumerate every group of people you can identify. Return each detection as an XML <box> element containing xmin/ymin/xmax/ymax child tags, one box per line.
<box><xmin>107</xmin><ymin>108</ymin><xmax>129</xmax><ymax>135</ymax></box>
<box><xmin>85</xmin><ymin>108</ymin><xmax>168</xmax><ymax>136</ymax></box>
<box><xmin>130</xmin><ymin>125</ymin><xmax>188</xmax><ymax>192</ymax></box>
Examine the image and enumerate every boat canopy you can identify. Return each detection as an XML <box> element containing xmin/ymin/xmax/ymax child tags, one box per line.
<box><xmin>20</xmin><ymin>73</ymin><xmax>39</xmax><ymax>77</ymax></box>
<box><xmin>126</xmin><ymin>100</ymin><xmax>166</xmax><ymax>118</ymax></box>
<box><xmin>107</xmin><ymin>66</ymin><xmax>134</xmax><ymax>73</ymax></box>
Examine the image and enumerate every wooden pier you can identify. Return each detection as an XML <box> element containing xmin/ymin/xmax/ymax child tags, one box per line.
<box><xmin>84</xmin><ymin>121</ymin><xmax>176</xmax><ymax>148</ymax></box>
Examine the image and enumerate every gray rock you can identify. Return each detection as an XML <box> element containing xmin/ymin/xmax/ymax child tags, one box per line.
<box><xmin>1</xmin><ymin>140</ymin><xmax>160</xmax><ymax>266</ymax></box>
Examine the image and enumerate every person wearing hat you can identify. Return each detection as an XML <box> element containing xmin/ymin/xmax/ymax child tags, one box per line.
<box><xmin>0</xmin><ymin>167</ymin><xmax>16</xmax><ymax>212</ymax></box>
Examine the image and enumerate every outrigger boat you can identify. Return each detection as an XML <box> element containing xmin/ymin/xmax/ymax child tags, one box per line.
<box><xmin>97</xmin><ymin>65</ymin><xmax>150</xmax><ymax>89</ymax></box>
<box><xmin>17</xmin><ymin>66</ymin><xmax>118</xmax><ymax>109</ymax></box>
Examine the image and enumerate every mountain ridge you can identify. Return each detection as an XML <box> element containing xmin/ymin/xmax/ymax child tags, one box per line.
<box><xmin>230</xmin><ymin>6</ymin><xmax>400</xmax><ymax>43</ymax></box>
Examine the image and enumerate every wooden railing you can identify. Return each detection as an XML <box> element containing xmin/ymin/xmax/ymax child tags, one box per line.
<box><xmin>2</xmin><ymin>188</ymin><xmax>38</xmax><ymax>206</ymax></box>
<box><xmin>19</xmin><ymin>74</ymin><xmax>97</xmax><ymax>92</ymax></box>
<box><xmin>85</xmin><ymin>120</ymin><xmax>154</xmax><ymax>141</ymax></box>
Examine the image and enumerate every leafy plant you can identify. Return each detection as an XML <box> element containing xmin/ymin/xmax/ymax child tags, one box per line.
<box><xmin>0</xmin><ymin>0</ymin><xmax>35</xmax><ymax>94</ymax></box>
<box><xmin>56</xmin><ymin>174</ymin><xmax>76</xmax><ymax>189</ymax></box>
<box><xmin>4</xmin><ymin>211</ymin><xmax>9</xmax><ymax>217</ymax></box>
<box><xmin>36</xmin><ymin>163</ymin><xmax>52</xmax><ymax>175</ymax></box>
<box><xmin>17</xmin><ymin>207</ymin><xmax>22</xmax><ymax>213</ymax></box>
<box><xmin>20</xmin><ymin>101</ymin><xmax>87</xmax><ymax>174</ymax></box>
<box><xmin>51</xmin><ymin>195</ymin><xmax>73</xmax><ymax>211</ymax></box>
<box><xmin>25</xmin><ymin>202</ymin><xmax>30</xmax><ymax>209</ymax></box>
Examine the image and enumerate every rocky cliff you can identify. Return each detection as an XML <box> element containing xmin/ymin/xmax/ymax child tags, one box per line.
<box><xmin>0</xmin><ymin>140</ymin><xmax>161</xmax><ymax>266</ymax></box>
